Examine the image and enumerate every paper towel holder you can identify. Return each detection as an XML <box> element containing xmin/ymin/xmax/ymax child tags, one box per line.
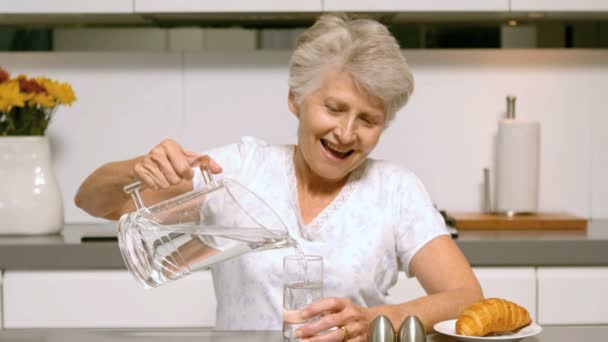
<box><xmin>487</xmin><ymin>94</ymin><xmax>540</xmax><ymax>217</ymax></box>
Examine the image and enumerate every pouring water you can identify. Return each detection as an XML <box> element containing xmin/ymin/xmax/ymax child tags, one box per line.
<box><xmin>119</xmin><ymin>213</ymin><xmax>302</xmax><ymax>288</ymax></box>
<box><xmin>117</xmin><ymin>172</ymin><xmax>314</xmax><ymax>295</ymax></box>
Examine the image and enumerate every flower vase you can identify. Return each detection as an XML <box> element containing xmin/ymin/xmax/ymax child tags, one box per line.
<box><xmin>0</xmin><ymin>136</ymin><xmax>63</xmax><ymax>235</ymax></box>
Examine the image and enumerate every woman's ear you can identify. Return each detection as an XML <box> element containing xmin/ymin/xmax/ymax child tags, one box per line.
<box><xmin>288</xmin><ymin>91</ymin><xmax>299</xmax><ymax>117</ymax></box>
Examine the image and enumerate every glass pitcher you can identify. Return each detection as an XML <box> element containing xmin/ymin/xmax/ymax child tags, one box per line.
<box><xmin>117</xmin><ymin>168</ymin><xmax>293</xmax><ymax>289</ymax></box>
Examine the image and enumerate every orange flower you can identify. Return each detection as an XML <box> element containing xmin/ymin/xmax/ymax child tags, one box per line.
<box><xmin>19</xmin><ymin>77</ymin><xmax>46</xmax><ymax>94</ymax></box>
<box><xmin>0</xmin><ymin>67</ymin><xmax>8</xmax><ymax>83</ymax></box>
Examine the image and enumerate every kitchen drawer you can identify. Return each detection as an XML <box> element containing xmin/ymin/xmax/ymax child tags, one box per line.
<box><xmin>3</xmin><ymin>270</ymin><xmax>216</xmax><ymax>328</ymax></box>
<box><xmin>538</xmin><ymin>267</ymin><xmax>608</xmax><ymax>325</ymax></box>
<box><xmin>389</xmin><ymin>267</ymin><xmax>536</xmax><ymax>320</ymax></box>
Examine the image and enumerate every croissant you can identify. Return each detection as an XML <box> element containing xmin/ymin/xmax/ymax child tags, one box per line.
<box><xmin>455</xmin><ymin>298</ymin><xmax>531</xmax><ymax>336</ymax></box>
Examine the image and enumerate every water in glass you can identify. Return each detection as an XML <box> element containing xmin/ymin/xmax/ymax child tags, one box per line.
<box><xmin>283</xmin><ymin>255</ymin><xmax>323</xmax><ymax>342</ymax></box>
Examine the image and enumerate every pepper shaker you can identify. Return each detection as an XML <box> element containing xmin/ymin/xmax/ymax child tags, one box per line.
<box><xmin>397</xmin><ymin>315</ymin><xmax>426</xmax><ymax>342</ymax></box>
<box><xmin>368</xmin><ymin>315</ymin><xmax>396</xmax><ymax>342</ymax></box>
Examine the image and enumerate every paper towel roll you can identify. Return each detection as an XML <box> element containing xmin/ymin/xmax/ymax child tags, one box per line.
<box><xmin>495</xmin><ymin>119</ymin><xmax>540</xmax><ymax>214</ymax></box>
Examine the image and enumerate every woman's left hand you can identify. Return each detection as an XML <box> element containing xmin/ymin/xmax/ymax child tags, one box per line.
<box><xmin>293</xmin><ymin>297</ymin><xmax>374</xmax><ymax>342</ymax></box>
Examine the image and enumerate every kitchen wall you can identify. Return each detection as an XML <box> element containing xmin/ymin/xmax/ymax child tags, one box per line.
<box><xmin>1</xmin><ymin>49</ymin><xmax>606</xmax><ymax>223</ymax></box>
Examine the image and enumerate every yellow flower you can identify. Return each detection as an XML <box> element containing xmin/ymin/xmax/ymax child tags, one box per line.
<box><xmin>30</xmin><ymin>92</ymin><xmax>56</xmax><ymax>108</ymax></box>
<box><xmin>0</xmin><ymin>80</ymin><xmax>26</xmax><ymax>112</ymax></box>
<box><xmin>1</xmin><ymin>70</ymin><xmax>77</xmax><ymax>136</ymax></box>
<box><xmin>37</xmin><ymin>77</ymin><xmax>76</xmax><ymax>105</ymax></box>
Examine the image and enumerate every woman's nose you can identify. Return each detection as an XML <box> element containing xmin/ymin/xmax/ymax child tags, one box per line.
<box><xmin>335</xmin><ymin>118</ymin><xmax>356</xmax><ymax>145</ymax></box>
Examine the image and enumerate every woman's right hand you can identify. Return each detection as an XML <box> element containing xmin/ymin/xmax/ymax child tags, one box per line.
<box><xmin>133</xmin><ymin>139</ymin><xmax>222</xmax><ymax>191</ymax></box>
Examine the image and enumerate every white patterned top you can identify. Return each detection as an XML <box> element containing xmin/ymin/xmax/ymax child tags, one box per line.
<box><xmin>193</xmin><ymin>136</ymin><xmax>449</xmax><ymax>330</ymax></box>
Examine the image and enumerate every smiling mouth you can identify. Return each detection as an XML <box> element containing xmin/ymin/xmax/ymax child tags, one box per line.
<box><xmin>321</xmin><ymin>139</ymin><xmax>354</xmax><ymax>160</ymax></box>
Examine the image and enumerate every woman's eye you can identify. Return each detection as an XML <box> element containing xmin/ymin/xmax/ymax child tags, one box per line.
<box><xmin>326</xmin><ymin>105</ymin><xmax>340</xmax><ymax>113</ymax></box>
<box><xmin>360</xmin><ymin>117</ymin><xmax>374</xmax><ymax>126</ymax></box>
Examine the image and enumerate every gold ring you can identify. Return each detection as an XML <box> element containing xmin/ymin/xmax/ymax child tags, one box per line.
<box><xmin>340</xmin><ymin>325</ymin><xmax>350</xmax><ymax>341</ymax></box>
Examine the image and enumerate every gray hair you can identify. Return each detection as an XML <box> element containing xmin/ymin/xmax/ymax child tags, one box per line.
<box><xmin>288</xmin><ymin>13</ymin><xmax>414</xmax><ymax>124</ymax></box>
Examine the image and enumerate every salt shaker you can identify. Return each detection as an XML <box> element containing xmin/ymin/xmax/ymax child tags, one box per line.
<box><xmin>397</xmin><ymin>315</ymin><xmax>426</xmax><ymax>342</ymax></box>
<box><xmin>368</xmin><ymin>315</ymin><xmax>396</xmax><ymax>342</ymax></box>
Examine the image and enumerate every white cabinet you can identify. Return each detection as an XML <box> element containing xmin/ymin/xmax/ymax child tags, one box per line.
<box><xmin>0</xmin><ymin>271</ymin><xmax>3</xmax><ymax>329</ymax></box>
<box><xmin>0</xmin><ymin>0</ymin><xmax>133</xmax><ymax>14</ymax></box>
<box><xmin>537</xmin><ymin>267</ymin><xmax>608</xmax><ymax>325</ymax></box>
<box><xmin>6</xmin><ymin>266</ymin><xmax>608</xmax><ymax>327</ymax></box>
<box><xmin>510</xmin><ymin>0</ymin><xmax>608</xmax><ymax>12</ymax></box>
<box><xmin>3</xmin><ymin>270</ymin><xmax>216</xmax><ymax>328</ymax></box>
<box><xmin>324</xmin><ymin>0</ymin><xmax>509</xmax><ymax>12</ymax></box>
<box><xmin>389</xmin><ymin>267</ymin><xmax>537</xmax><ymax>321</ymax></box>
<box><xmin>135</xmin><ymin>0</ymin><xmax>322</xmax><ymax>13</ymax></box>
<box><xmin>472</xmin><ymin>267</ymin><xmax>537</xmax><ymax>321</ymax></box>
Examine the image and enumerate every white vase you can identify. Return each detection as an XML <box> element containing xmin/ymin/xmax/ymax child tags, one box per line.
<box><xmin>0</xmin><ymin>136</ymin><xmax>63</xmax><ymax>235</ymax></box>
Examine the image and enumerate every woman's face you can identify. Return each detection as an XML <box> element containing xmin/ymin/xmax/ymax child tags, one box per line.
<box><xmin>289</xmin><ymin>70</ymin><xmax>386</xmax><ymax>182</ymax></box>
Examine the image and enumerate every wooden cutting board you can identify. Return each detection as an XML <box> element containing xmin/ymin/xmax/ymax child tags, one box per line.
<box><xmin>448</xmin><ymin>212</ymin><xmax>587</xmax><ymax>231</ymax></box>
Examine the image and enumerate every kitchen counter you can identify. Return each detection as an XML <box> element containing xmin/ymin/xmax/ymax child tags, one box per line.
<box><xmin>0</xmin><ymin>220</ymin><xmax>607</xmax><ymax>270</ymax></box>
<box><xmin>0</xmin><ymin>326</ymin><xmax>607</xmax><ymax>342</ymax></box>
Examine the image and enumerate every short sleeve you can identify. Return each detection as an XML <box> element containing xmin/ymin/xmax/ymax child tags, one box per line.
<box><xmin>395</xmin><ymin>171</ymin><xmax>449</xmax><ymax>277</ymax></box>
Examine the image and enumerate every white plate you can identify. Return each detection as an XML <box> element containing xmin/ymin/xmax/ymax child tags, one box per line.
<box><xmin>433</xmin><ymin>319</ymin><xmax>542</xmax><ymax>342</ymax></box>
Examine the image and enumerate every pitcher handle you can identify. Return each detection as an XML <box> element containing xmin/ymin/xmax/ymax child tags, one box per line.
<box><xmin>123</xmin><ymin>166</ymin><xmax>217</xmax><ymax>211</ymax></box>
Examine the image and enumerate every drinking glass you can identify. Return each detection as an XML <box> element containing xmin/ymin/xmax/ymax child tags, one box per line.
<box><xmin>283</xmin><ymin>255</ymin><xmax>324</xmax><ymax>342</ymax></box>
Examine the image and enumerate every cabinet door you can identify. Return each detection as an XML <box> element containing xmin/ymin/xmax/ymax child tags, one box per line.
<box><xmin>472</xmin><ymin>267</ymin><xmax>536</xmax><ymax>321</ymax></box>
<box><xmin>3</xmin><ymin>270</ymin><xmax>216</xmax><ymax>328</ymax></box>
<box><xmin>511</xmin><ymin>0</ymin><xmax>608</xmax><ymax>11</ymax></box>
<box><xmin>324</xmin><ymin>0</ymin><xmax>508</xmax><ymax>12</ymax></box>
<box><xmin>389</xmin><ymin>267</ymin><xmax>536</xmax><ymax>320</ymax></box>
<box><xmin>135</xmin><ymin>0</ymin><xmax>322</xmax><ymax>13</ymax></box>
<box><xmin>0</xmin><ymin>0</ymin><xmax>132</xmax><ymax>13</ymax></box>
<box><xmin>538</xmin><ymin>267</ymin><xmax>608</xmax><ymax>325</ymax></box>
<box><xmin>0</xmin><ymin>271</ymin><xmax>3</xmax><ymax>329</ymax></box>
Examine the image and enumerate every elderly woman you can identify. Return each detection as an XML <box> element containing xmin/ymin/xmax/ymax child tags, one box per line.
<box><xmin>75</xmin><ymin>14</ymin><xmax>482</xmax><ymax>342</ymax></box>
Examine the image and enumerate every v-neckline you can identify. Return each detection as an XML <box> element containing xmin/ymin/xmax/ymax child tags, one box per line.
<box><xmin>285</xmin><ymin>146</ymin><xmax>365</xmax><ymax>237</ymax></box>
